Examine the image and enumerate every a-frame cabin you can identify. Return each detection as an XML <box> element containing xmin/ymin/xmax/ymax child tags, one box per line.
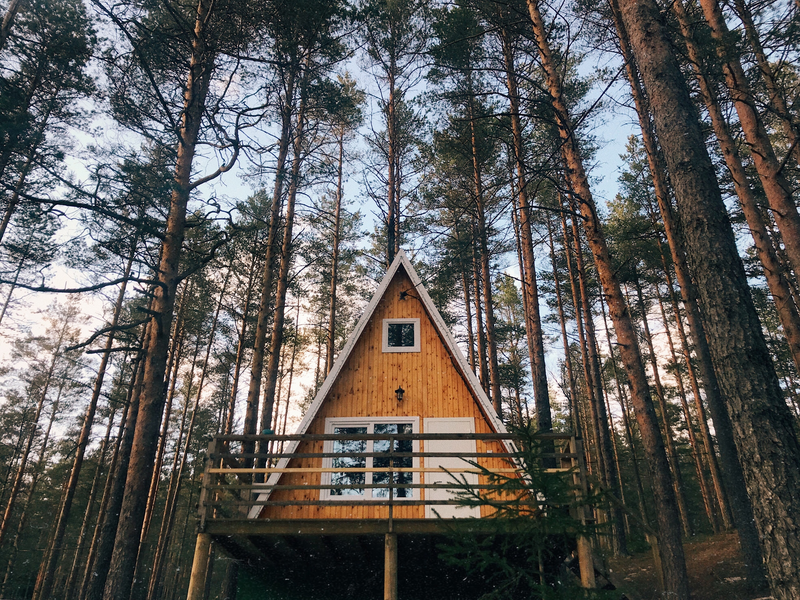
<box><xmin>187</xmin><ymin>251</ymin><xmax>588</xmax><ymax>600</ymax></box>
<box><xmin>254</xmin><ymin>250</ymin><xmax>511</xmax><ymax>522</ymax></box>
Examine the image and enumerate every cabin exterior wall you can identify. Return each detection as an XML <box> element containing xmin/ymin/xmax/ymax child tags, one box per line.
<box><xmin>259</xmin><ymin>267</ymin><xmax>507</xmax><ymax>520</ymax></box>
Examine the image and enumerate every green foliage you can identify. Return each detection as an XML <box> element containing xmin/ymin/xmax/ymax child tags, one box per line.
<box><xmin>438</xmin><ymin>427</ymin><xmax>616</xmax><ymax>599</ymax></box>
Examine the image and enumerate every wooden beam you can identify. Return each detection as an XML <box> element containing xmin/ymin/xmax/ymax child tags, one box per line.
<box><xmin>186</xmin><ymin>533</ymin><xmax>212</xmax><ymax>600</ymax></box>
<box><xmin>204</xmin><ymin>518</ymin><xmax>505</xmax><ymax>537</ymax></box>
<box><xmin>384</xmin><ymin>533</ymin><xmax>398</xmax><ymax>600</ymax></box>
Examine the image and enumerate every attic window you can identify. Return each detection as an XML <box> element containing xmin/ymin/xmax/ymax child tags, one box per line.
<box><xmin>382</xmin><ymin>318</ymin><xmax>420</xmax><ymax>353</ymax></box>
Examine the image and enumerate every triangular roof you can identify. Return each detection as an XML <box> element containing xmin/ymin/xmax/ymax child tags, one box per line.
<box><xmin>249</xmin><ymin>250</ymin><xmax>507</xmax><ymax>517</ymax></box>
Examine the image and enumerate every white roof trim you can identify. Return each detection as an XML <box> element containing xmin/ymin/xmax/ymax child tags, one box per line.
<box><xmin>248</xmin><ymin>249</ymin><xmax>509</xmax><ymax>518</ymax></box>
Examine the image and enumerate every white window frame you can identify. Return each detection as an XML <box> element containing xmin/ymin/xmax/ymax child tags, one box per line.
<box><xmin>322</xmin><ymin>417</ymin><xmax>420</xmax><ymax>501</ymax></box>
<box><xmin>382</xmin><ymin>318</ymin><xmax>420</xmax><ymax>353</ymax></box>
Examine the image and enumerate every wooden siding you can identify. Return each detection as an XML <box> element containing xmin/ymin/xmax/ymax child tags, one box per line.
<box><xmin>259</xmin><ymin>267</ymin><xmax>510</xmax><ymax>520</ymax></box>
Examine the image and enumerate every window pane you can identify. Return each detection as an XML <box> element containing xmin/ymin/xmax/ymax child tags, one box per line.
<box><xmin>387</xmin><ymin>323</ymin><xmax>415</xmax><ymax>347</ymax></box>
<box><xmin>330</xmin><ymin>427</ymin><xmax>366</xmax><ymax>496</ymax></box>
<box><xmin>373</xmin><ymin>423</ymin><xmax>413</xmax><ymax>498</ymax></box>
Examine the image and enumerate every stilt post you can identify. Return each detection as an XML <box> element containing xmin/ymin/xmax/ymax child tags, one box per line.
<box><xmin>384</xmin><ymin>532</ymin><xmax>398</xmax><ymax>600</ymax></box>
<box><xmin>571</xmin><ymin>437</ymin><xmax>596</xmax><ymax>588</ymax></box>
<box><xmin>186</xmin><ymin>532</ymin><xmax>212</xmax><ymax>600</ymax></box>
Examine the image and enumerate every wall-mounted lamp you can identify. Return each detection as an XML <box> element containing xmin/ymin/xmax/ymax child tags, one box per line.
<box><xmin>399</xmin><ymin>290</ymin><xmax>408</xmax><ymax>300</ymax></box>
<box><xmin>395</xmin><ymin>386</ymin><xmax>405</xmax><ymax>402</ymax></box>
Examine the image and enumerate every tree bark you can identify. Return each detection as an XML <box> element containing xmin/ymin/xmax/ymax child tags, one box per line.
<box><xmin>547</xmin><ymin>216</ymin><xmax>580</xmax><ymax>437</ymax></box>
<box><xmin>694</xmin><ymin>0</ymin><xmax>800</xmax><ymax>279</ymax></box>
<box><xmin>146</xmin><ymin>268</ymin><xmax>228</xmax><ymax>600</ymax></box>
<box><xmin>468</xmin><ymin>103</ymin><xmax>502</xmax><ymax>415</ymax></box>
<box><xmin>610</xmin><ymin>0</ymin><xmax>763</xmax><ymax>580</ymax></box>
<box><xmin>571</xmin><ymin>208</ymin><xmax>628</xmax><ymax>555</ymax></box>
<box><xmin>599</xmin><ymin>293</ymin><xmax>649</xmax><ymax>526</ymax></box>
<box><xmin>83</xmin><ymin>325</ymin><xmax>147</xmax><ymax>600</ymax></box>
<box><xmin>102</xmin><ymin>2</ymin><xmax>215</xmax><ymax>592</ymax></box>
<box><xmin>325</xmin><ymin>133</ymin><xmax>345</xmax><ymax>377</ymax></box>
<box><xmin>731</xmin><ymin>0</ymin><xmax>800</xmax><ymax>167</ymax></box>
<box><xmin>616</xmin><ymin>0</ymin><xmax>800</xmax><ymax>594</ymax></box>
<box><xmin>471</xmin><ymin>232</ymin><xmax>489</xmax><ymax>391</ymax></box>
<box><xmin>657</xmin><ymin>289</ymin><xmax>718</xmax><ymax>532</ymax></box>
<box><xmin>32</xmin><ymin>242</ymin><xmax>136</xmax><ymax>600</ymax></box>
<box><xmin>561</xmin><ymin>207</ymin><xmax>601</xmax><ymax>476</ymax></box>
<box><xmin>243</xmin><ymin>64</ymin><xmax>296</xmax><ymax>459</ymax></box>
<box><xmin>62</xmin><ymin>404</ymin><xmax>117</xmax><ymax>600</ymax></box>
<box><xmin>671</xmin><ymin>0</ymin><xmax>800</xmax><ymax>373</ymax></box>
<box><xmin>499</xmin><ymin>22</ymin><xmax>550</xmax><ymax>430</ymax></box>
<box><xmin>259</xmin><ymin>72</ymin><xmax>308</xmax><ymax>437</ymax></box>
<box><xmin>224</xmin><ymin>240</ymin><xmax>260</xmax><ymax>439</ymax></box>
<box><xmin>657</xmin><ymin>243</ymin><xmax>733</xmax><ymax>530</ymax></box>
<box><xmin>525</xmin><ymin>0</ymin><xmax>687</xmax><ymax>590</ymax></box>
<box><xmin>632</xmin><ymin>275</ymin><xmax>692</xmax><ymax>537</ymax></box>
<box><xmin>611</xmin><ymin>0</ymin><xmax>765</xmax><ymax>576</ymax></box>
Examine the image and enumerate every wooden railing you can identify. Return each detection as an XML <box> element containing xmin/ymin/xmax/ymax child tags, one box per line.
<box><xmin>197</xmin><ymin>432</ymin><xmax>585</xmax><ymax>529</ymax></box>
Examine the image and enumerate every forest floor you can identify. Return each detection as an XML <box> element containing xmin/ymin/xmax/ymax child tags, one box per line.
<box><xmin>607</xmin><ymin>531</ymin><xmax>774</xmax><ymax>600</ymax></box>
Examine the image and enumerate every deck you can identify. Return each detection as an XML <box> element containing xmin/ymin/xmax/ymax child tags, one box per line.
<box><xmin>186</xmin><ymin>432</ymin><xmax>593</xmax><ymax>599</ymax></box>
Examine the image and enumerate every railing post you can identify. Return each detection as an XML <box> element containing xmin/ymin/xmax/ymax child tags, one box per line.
<box><xmin>198</xmin><ymin>436</ymin><xmax>216</xmax><ymax>531</ymax></box>
<box><xmin>388</xmin><ymin>434</ymin><xmax>394</xmax><ymax>531</ymax></box>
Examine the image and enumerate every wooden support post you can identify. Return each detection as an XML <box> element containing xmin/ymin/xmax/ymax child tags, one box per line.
<box><xmin>646</xmin><ymin>532</ymin><xmax>665</xmax><ymax>590</ymax></box>
<box><xmin>384</xmin><ymin>532</ymin><xmax>398</xmax><ymax>600</ymax></box>
<box><xmin>186</xmin><ymin>532</ymin><xmax>212</xmax><ymax>600</ymax></box>
<box><xmin>577</xmin><ymin>535</ymin><xmax>596</xmax><ymax>589</ymax></box>
<box><xmin>572</xmin><ymin>437</ymin><xmax>596</xmax><ymax>589</ymax></box>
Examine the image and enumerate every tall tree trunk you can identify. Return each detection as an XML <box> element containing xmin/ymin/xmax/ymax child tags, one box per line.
<box><xmin>547</xmin><ymin>217</ymin><xmax>580</xmax><ymax>436</ymax></box>
<box><xmin>610</xmin><ymin>0</ymin><xmax>763</xmax><ymax>579</ymax></box>
<box><xmin>571</xmin><ymin>208</ymin><xmax>628</xmax><ymax>555</ymax></box>
<box><xmin>62</xmin><ymin>405</ymin><xmax>117</xmax><ymax>600</ymax></box>
<box><xmin>224</xmin><ymin>241</ymin><xmax>260</xmax><ymax>439</ymax></box>
<box><xmin>468</xmin><ymin>100</ymin><xmax>502</xmax><ymax>414</ymax></box>
<box><xmin>615</xmin><ymin>0</ymin><xmax>800</xmax><ymax>593</ymax></box>
<box><xmin>599</xmin><ymin>294</ymin><xmax>649</xmax><ymax>525</ymax></box>
<box><xmin>632</xmin><ymin>275</ymin><xmax>692</xmax><ymax>537</ymax></box>
<box><xmin>33</xmin><ymin>241</ymin><xmax>136</xmax><ymax>600</ymax></box>
<box><xmin>141</xmin><ymin>297</ymin><xmax>188</xmax><ymax>542</ymax></box>
<box><xmin>671</xmin><ymin>0</ymin><xmax>800</xmax><ymax>373</ymax></box>
<box><xmin>561</xmin><ymin>207</ymin><xmax>602</xmax><ymax>477</ymax></box>
<box><xmin>102</xmin><ymin>5</ymin><xmax>215</xmax><ymax>591</ymax></box>
<box><xmin>83</xmin><ymin>326</ymin><xmax>147</xmax><ymax>600</ymax></box>
<box><xmin>731</xmin><ymin>0</ymin><xmax>800</xmax><ymax>167</ymax></box>
<box><xmin>462</xmin><ymin>269</ymin><xmax>476</xmax><ymax>372</ymax></box>
<box><xmin>500</xmin><ymin>22</ymin><xmax>550</xmax><ymax>430</ymax></box>
<box><xmin>0</xmin><ymin>318</ymin><xmax>67</xmax><ymax>546</ymax></box>
<box><xmin>657</xmin><ymin>244</ymin><xmax>733</xmax><ymax>530</ymax></box>
<box><xmin>243</xmin><ymin>65</ymin><xmax>296</xmax><ymax>460</ymax></box>
<box><xmin>276</xmin><ymin>295</ymin><xmax>301</xmax><ymax>456</ymax></box>
<box><xmin>259</xmin><ymin>73</ymin><xmax>308</xmax><ymax>437</ymax></box>
<box><xmin>146</xmin><ymin>268</ymin><xmax>227</xmax><ymax>600</ymax></box>
<box><xmin>656</xmin><ymin>290</ymin><xmax>718</xmax><ymax>532</ymax></box>
<box><xmin>386</xmin><ymin>58</ymin><xmax>399</xmax><ymax>266</ymax></box>
<box><xmin>472</xmin><ymin>232</ymin><xmax>489</xmax><ymax>390</ymax></box>
<box><xmin>694</xmin><ymin>0</ymin><xmax>800</xmax><ymax>278</ymax></box>
<box><xmin>525</xmin><ymin>0</ymin><xmax>687</xmax><ymax>589</ymax></box>
<box><xmin>325</xmin><ymin>133</ymin><xmax>345</xmax><ymax>377</ymax></box>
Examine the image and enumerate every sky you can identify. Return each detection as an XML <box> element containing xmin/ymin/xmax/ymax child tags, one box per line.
<box><xmin>0</xmin><ymin>13</ymin><xmax>644</xmax><ymax>435</ymax></box>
